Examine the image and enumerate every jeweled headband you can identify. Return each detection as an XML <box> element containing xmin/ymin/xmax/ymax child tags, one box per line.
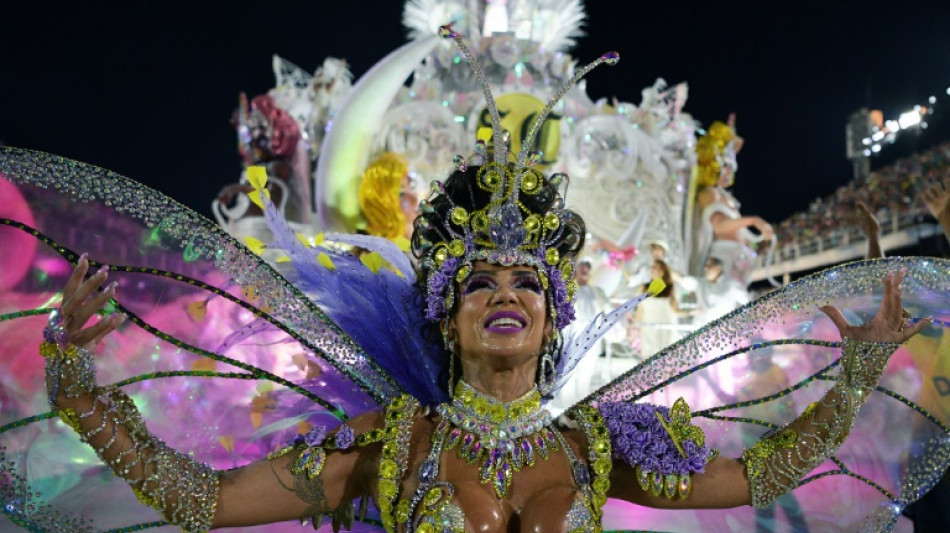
<box><xmin>410</xmin><ymin>26</ymin><xmax>619</xmax><ymax>331</ymax></box>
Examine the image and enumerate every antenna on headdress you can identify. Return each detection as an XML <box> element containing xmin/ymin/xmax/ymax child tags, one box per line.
<box><xmin>517</xmin><ymin>51</ymin><xmax>620</xmax><ymax>168</ymax></box>
<box><xmin>439</xmin><ymin>25</ymin><xmax>507</xmax><ymax>166</ymax></box>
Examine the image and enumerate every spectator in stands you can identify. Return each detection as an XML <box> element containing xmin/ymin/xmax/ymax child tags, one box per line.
<box><xmin>921</xmin><ymin>176</ymin><xmax>950</xmax><ymax>241</ymax></box>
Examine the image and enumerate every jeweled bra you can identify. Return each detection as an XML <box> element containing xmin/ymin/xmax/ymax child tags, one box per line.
<box><xmin>374</xmin><ymin>385</ymin><xmax>611</xmax><ymax>533</ymax></box>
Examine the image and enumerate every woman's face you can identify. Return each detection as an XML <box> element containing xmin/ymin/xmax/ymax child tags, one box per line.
<box><xmin>448</xmin><ymin>262</ymin><xmax>551</xmax><ymax>370</ymax></box>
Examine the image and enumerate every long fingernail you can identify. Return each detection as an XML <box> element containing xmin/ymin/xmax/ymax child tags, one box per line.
<box><xmin>108</xmin><ymin>281</ymin><xmax>119</xmax><ymax>292</ymax></box>
<box><xmin>99</xmin><ymin>265</ymin><xmax>110</xmax><ymax>275</ymax></box>
<box><xmin>79</xmin><ymin>252</ymin><xmax>89</xmax><ymax>262</ymax></box>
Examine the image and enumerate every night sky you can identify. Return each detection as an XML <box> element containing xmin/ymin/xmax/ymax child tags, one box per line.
<box><xmin>3</xmin><ymin>1</ymin><xmax>949</xmax><ymax>226</ymax></box>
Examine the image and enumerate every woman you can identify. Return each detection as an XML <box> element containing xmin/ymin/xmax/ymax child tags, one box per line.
<box><xmin>632</xmin><ymin>259</ymin><xmax>684</xmax><ymax>361</ymax></box>
<box><xmin>42</xmin><ymin>150</ymin><xmax>929</xmax><ymax>531</ymax></box>
<box><xmin>690</xmin><ymin>117</ymin><xmax>773</xmax><ymax>288</ymax></box>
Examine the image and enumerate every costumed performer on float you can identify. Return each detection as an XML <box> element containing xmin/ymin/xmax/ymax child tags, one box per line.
<box><xmin>690</xmin><ymin>115</ymin><xmax>772</xmax><ymax>323</ymax></box>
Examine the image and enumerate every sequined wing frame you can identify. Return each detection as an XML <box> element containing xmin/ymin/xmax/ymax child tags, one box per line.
<box><xmin>583</xmin><ymin>257</ymin><xmax>950</xmax><ymax>532</ymax></box>
<box><xmin>0</xmin><ymin>147</ymin><xmax>397</xmax><ymax>532</ymax></box>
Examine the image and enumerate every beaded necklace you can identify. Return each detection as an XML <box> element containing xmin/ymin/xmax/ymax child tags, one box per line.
<box><xmin>435</xmin><ymin>380</ymin><xmax>557</xmax><ymax>498</ymax></box>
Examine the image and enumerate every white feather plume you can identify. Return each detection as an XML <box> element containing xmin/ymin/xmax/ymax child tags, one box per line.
<box><xmin>402</xmin><ymin>0</ymin><xmax>470</xmax><ymax>41</ymax></box>
<box><xmin>533</xmin><ymin>0</ymin><xmax>586</xmax><ymax>51</ymax></box>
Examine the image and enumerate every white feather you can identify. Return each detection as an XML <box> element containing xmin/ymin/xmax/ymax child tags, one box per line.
<box><xmin>402</xmin><ymin>0</ymin><xmax>470</xmax><ymax>41</ymax></box>
<box><xmin>535</xmin><ymin>0</ymin><xmax>586</xmax><ymax>51</ymax></box>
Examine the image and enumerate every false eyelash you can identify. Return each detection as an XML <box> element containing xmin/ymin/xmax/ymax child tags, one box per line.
<box><xmin>462</xmin><ymin>276</ymin><xmax>496</xmax><ymax>294</ymax></box>
<box><xmin>514</xmin><ymin>279</ymin><xmax>543</xmax><ymax>293</ymax></box>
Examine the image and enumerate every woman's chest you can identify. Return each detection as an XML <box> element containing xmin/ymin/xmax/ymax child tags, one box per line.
<box><xmin>383</xmin><ymin>420</ymin><xmax>596</xmax><ymax>533</ymax></box>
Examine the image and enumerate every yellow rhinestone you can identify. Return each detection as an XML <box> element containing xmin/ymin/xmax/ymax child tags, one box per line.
<box><xmin>450</xmin><ymin>207</ymin><xmax>469</xmax><ymax>226</ymax></box>
<box><xmin>472</xmin><ymin>212</ymin><xmax>489</xmax><ymax>231</ymax></box>
<box><xmin>524</xmin><ymin>215</ymin><xmax>540</xmax><ymax>232</ymax></box>
<box><xmin>455</xmin><ymin>265</ymin><xmax>472</xmax><ymax>283</ymax></box>
<box><xmin>526</xmin><ymin>395</ymin><xmax>540</xmax><ymax>410</ymax></box>
<box><xmin>593</xmin><ymin>493</ymin><xmax>607</xmax><ymax>507</ymax></box>
<box><xmin>594</xmin><ymin>457</ymin><xmax>611</xmax><ymax>476</ymax></box>
<box><xmin>560</xmin><ymin>260</ymin><xmax>573</xmax><ymax>279</ymax></box>
<box><xmin>521</xmin><ymin>172</ymin><xmax>539</xmax><ymax>192</ymax></box>
<box><xmin>380</xmin><ymin>459</ymin><xmax>398</xmax><ymax>478</ymax></box>
<box><xmin>543</xmin><ymin>213</ymin><xmax>560</xmax><ymax>230</ymax></box>
<box><xmin>473</xmin><ymin>397</ymin><xmax>490</xmax><ymax>417</ymax></box>
<box><xmin>489</xmin><ymin>404</ymin><xmax>507</xmax><ymax>423</ymax></box>
<box><xmin>567</xmin><ymin>281</ymin><xmax>577</xmax><ymax>299</ymax></box>
<box><xmin>483</xmin><ymin>169</ymin><xmax>502</xmax><ymax>188</ymax></box>
<box><xmin>593</xmin><ymin>476</ymin><xmax>611</xmax><ymax>494</ymax></box>
<box><xmin>395</xmin><ymin>499</ymin><xmax>411</xmax><ymax>523</ymax></box>
<box><xmin>593</xmin><ymin>440</ymin><xmax>609</xmax><ymax>454</ymax></box>
<box><xmin>545</xmin><ymin>248</ymin><xmax>560</xmax><ymax>265</ymax></box>
<box><xmin>382</xmin><ymin>441</ymin><xmax>397</xmax><ymax>457</ymax></box>
<box><xmin>434</xmin><ymin>247</ymin><xmax>448</xmax><ymax>264</ymax></box>
<box><xmin>417</xmin><ymin>523</ymin><xmax>436</xmax><ymax>533</ymax></box>
<box><xmin>424</xmin><ymin>487</ymin><xmax>444</xmax><ymax>507</ymax></box>
<box><xmin>378</xmin><ymin>479</ymin><xmax>398</xmax><ymax>498</ymax></box>
<box><xmin>449</xmin><ymin>239</ymin><xmax>466</xmax><ymax>257</ymax></box>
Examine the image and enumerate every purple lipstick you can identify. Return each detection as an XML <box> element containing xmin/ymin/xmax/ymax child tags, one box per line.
<box><xmin>484</xmin><ymin>311</ymin><xmax>527</xmax><ymax>334</ymax></box>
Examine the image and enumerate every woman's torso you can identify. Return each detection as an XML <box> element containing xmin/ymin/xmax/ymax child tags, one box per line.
<box><xmin>371</xmin><ymin>404</ymin><xmax>598</xmax><ymax>533</ymax></box>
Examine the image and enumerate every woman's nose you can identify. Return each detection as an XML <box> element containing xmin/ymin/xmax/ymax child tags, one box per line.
<box><xmin>488</xmin><ymin>281</ymin><xmax>517</xmax><ymax>305</ymax></box>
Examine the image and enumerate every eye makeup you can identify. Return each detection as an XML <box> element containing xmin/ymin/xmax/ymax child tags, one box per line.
<box><xmin>460</xmin><ymin>270</ymin><xmax>542</xmax><ymax>295</ymax></box>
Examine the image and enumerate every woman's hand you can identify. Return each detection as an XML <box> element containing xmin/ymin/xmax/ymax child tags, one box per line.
<box><xmin>920</xmin><ymin>177</ymin><xmax>950</xmax><ymax>220</ymax></box>
<box><xmin>820</xmin><ymin>269</ymin><xmax>931</xmax><ymax>344</ymax></box>
<box><xmin>61</xmin><ymin>254</ymin><xmax>126</xmax><ymax>350</ymax></box>
<box><xmin>749</xmin><ymin>216</ymin><xmax>774</xmax><ymax>241</ymax></box>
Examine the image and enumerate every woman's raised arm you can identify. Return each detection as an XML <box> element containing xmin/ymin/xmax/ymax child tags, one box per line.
<box><xmin>607</xmin><ymin>270</ymin><xmax>930</xmax><ymax>510</ymax></box>
<box><xmin>46</xmin><ymin>256</ymin><xmax>380</xmax><ymax>531</ymax></box>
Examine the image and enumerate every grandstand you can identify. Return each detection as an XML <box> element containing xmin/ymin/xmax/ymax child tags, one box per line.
<box><xmin>751</xmin><ymin>140</ymin><xmax>950</xmax><ymax>282</ymax></box>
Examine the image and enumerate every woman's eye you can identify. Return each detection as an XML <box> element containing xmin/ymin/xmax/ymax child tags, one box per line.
<box><xmin>515</xmin><ymin>279</ymin><xmax>543</xmax><ymax>293</ymax></box>
<box><xmin>462</xmin><ymin>277</ymin><xmax>495</xmax><ymax>294</ymax></box>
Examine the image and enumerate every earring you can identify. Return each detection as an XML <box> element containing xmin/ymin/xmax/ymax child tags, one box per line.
<box><xmin>538</xmin><ymin>341</ymin><xmax>557</xmax><ymax>396</ymax></box>
<box><xmin>443</xmin><ymin>328</ymin><xmax>457</xmax><ymax>398</ymax></box>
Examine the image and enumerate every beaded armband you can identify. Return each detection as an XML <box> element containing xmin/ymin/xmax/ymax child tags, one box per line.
<box><xmin>267</xmin><ymin>420</ymin><xmax>386</xmax><ymax>530</ymax></box>
<box><xmin>268</xmin><ymin>423</ymin><xmax>370</xmax><ymax>480</ymax></box>
<box><xmin>59</xmin><ymin>385</ymin><xmax>219</xmax><ymax>532</ymax></box>
<box><xmin>742</xmin><ymin>338</ymin><xmax>900</xmax><ymax>509</ymax></box>
<box><xmin>40</xmin><ymin>341</ymin><xmax>96</xmax><ymax>402</ymax></box>
<box><xmin>598</xmin><ymin>399</ymin><xmax>714</xmax><ymax>500</ymax></box>
<box><xmin>567</xmin><ymin>404</ymin><xmax>613</xmax><ymax>530</ymax></box>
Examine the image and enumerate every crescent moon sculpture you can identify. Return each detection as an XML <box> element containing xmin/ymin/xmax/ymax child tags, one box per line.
<box><xmin>314</xmin><ymin>36</ymin><xmax>439</xmax><ymax>232</ymax></box>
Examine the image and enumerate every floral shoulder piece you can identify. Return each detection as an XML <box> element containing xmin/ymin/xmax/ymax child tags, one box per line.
<box><xmin>598</xmin><ymin>398</ymin><xmax>716</xmax><ymax>499</ymax></box>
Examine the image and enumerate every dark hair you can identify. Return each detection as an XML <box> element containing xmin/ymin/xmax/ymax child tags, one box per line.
<box><xmin>644</xmin><ymin>259</ymin><xmax>674</xmax><ymax>298</ymax></box>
